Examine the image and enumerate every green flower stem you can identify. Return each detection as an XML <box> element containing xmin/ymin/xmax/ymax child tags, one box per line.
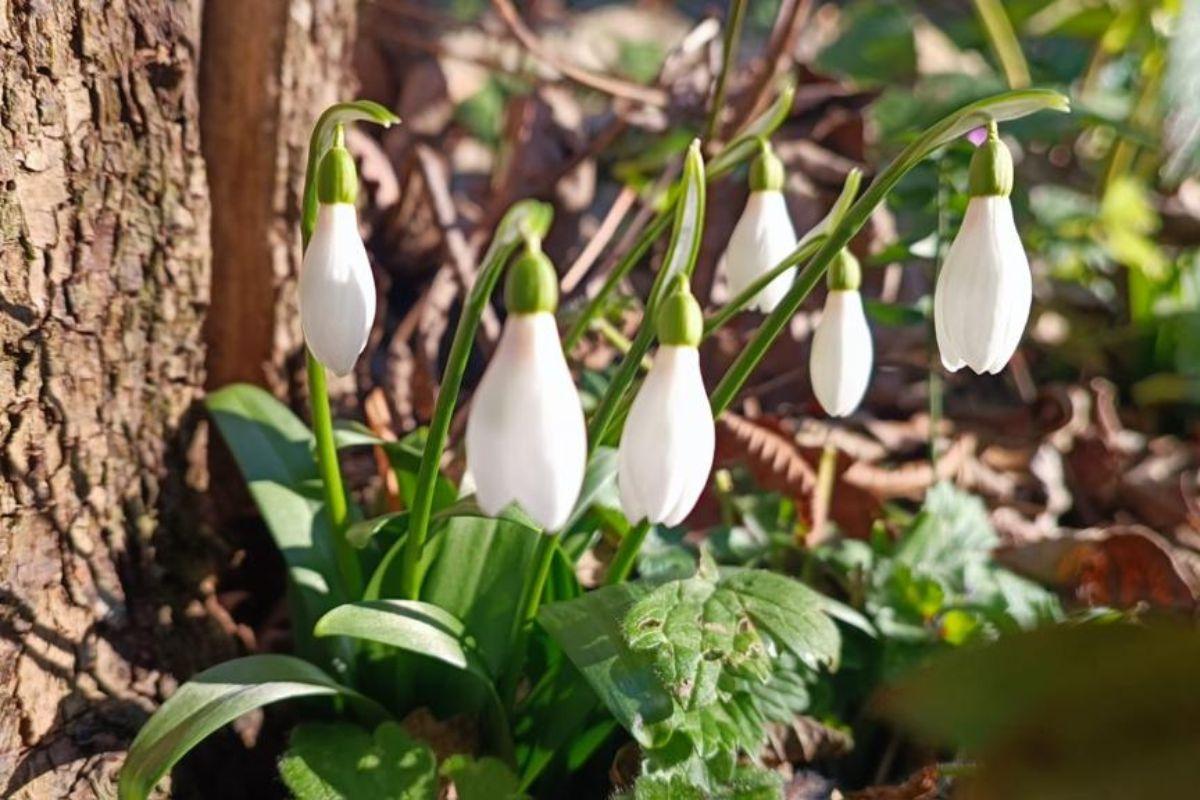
<box><xmin>702</xmin><ymin>234</ymin><xmax>826</xmax><ymax>337</ymax></box>
<box><xmin>703</xmin><ymin>168</ymin><xmax>860</xmax><ymax>337</ymax></box>
<box><xmin>709</xmin><ymin>89</ymin><xmax>1069</xmax><ymax>416</ymax></box>
<box><xmin>306</xmin><ymin>352</ymin><xmax>361</xmax><ymax>597</ymax></box>
<box><xmin>398</xmin><ymin>201</ymin><xmax>554</xmax><ymax>600</ymax></box>
<box><xmin>971</xmin><ymin>0</ymin><xmax>1031</xmax><ymax>90</ymax></box>
<box><xmin>705</xmin><ymin>0</ymin><xmax>749</xmax><ymax>141</ymax></box>
<box><xmin>399</xmin><ymin>248</ymin><xmax>512</xmax><ymax>600</ymax></box>
<box><xmin>586</xmin><ymin>144</ymin><xmax>707</xmax><ymax>454</ymax></box>
<box><xmin>501</xmin><ymin>532</ymin><xmax>560</xmax><ymax>708</ymax></box>
<box><xmin>562</xmin><ymin>83</ymin><xmax>796</xmax><ymax>353</ymax></box>
<box><xmin>563</xmin><ymin>207</ymin><xmax>672</xmax><ymax>351</ymax></box>
<box><xmin>605</xmin><ymin>520</ymin><xmax>652</xmax><ymax>585</ymax></box>
<box><xmin>300</xmin><ymin>100</ymin><xmax>397</xmax><ymax>600</ymax></box>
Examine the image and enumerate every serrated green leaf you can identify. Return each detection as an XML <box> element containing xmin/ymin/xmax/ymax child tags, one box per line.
<box><xmin>623</xmin><ymin>569</ymin><xmax>772</xmax><ymax>710</ymax></box>
<box><xmin>279</xmin><ymin>722</ymin><xmax>437</xmax><ymax>800</ymax></box>
<box><xmin>119</xmin><ymin>656</ymin><xmax>386</xmax><ymax>800</ymax></box>
<box><xmin>440</xmin><ymin>754</ymin><xmax>526</xmax><ymax>800</ymax></box>
<box><xmin>719</xmin><ymin>570</ymin><xmax>841</xmax><ymax>671</ymax></box>
<box><xmin>538</xmin><ymin>582</ymin><xmax>675</xmax><ymax>745</ymax></box>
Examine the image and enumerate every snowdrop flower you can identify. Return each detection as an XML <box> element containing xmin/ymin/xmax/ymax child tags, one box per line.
<box><xmin>618</xmin><ymin>277</ymin><xmax>715</xmax><ymax>526</ymax></box>
<box><xmin>465</xmin><ymin>247</ymin><xmax>586</xmax><ymax>531</ymax></box>
<box><xmin>934</xmin><ymin>121</ymin><xmax>1031</xmax><ymax>374</ymax></box>
<box><xmin>300</xmin><ymin>125</ymin><xmax>375</xmax><ymax>376</ymax></box>
<box><xmin>810</xmin><ymin>249</ymin><xmax>873</xmax><ymax>416</ymax></box>
<box><xmin>721</xmin><ymin>141</ymin><xmax>798</xmax><ymax>312</ymax></box>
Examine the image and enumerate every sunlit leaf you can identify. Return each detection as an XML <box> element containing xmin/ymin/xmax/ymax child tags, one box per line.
<box><xmin>118</xmin><ymin>655</ymin><xmax>385</xmax><ymax>800</ymax></box>
<box><xmin>279</xmin><ymin>721</ymin><xmax>437</xmax><ymax>800</ymax></box>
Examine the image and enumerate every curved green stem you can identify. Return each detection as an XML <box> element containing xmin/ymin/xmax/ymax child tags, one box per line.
<box><xmin>300</xmin><ymin>101</ymin><xmax>398</xmax><ymax>600</ymax></box>
<box><xmin>307</xmin><ymin>352</ymin><xmax>361</xmax><ymax>596</ymax></box>
<box><xmin>501</xmin><ymin>532</ymin><xmax>560</xmax><ymax>708</ymax></box>
<box><xmin>586</xmin><ymin>143</ymin><xmax>707</xmax><ymax>454</ymax></box>
<box><xmin>709</xmin><ymin>89</ymin><xmax>1069</xmax><ymax>416</ymax></box>
<box><xmin>705</xmin><ymin>0</ymin><xmax>749</xmax><ymax>141</ymax></box>
<box><xmin>398</xmin><ymin>201</ymin><xmax>554</xmax><ymax>600</ymax></box>
<box><xmin>971</xmin><ymin>0</ymin><xmax>1031</xmax><ymax>90</ymax></box>
<box><xmin>606</xmin><ymin>520</ymin><xmax>651</xmax><ymax>585</ymax></box>
<box><xmin>563</xmin><ymin>82</ymin><xmax>796</xmax><ymax>353</ymax></box>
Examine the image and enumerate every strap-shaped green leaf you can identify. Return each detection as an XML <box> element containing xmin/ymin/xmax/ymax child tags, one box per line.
<box><xmin>119</xmin><ymin>655</ymin><xmax>385</xmax><ymax>800</ymax></box>
<box><xmin>205</xmin><ymin>384</ymin><xmax>348</xmax><ymax>665</ymax></box>
<box><xmin>314</xmin><ymin>600</ymin><xmax>476</xmax><ymax>672</ymax></box>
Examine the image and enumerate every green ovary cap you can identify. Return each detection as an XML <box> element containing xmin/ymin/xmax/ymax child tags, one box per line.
<box><xmin>655</xmin><ymin>275</ymin><xmax>702</xmax><ymax>347</ymax></box>
<box><xmin>317</xmin><ymin>124</ymin><xmax>359</xmax><ymax>205</ymax></box>
<box><xmin>968</xmin><ymin>121</ymin><xmax>1013</xmax><ymax>198</ymax></box>
<box><xmin>749</xmin><ymin>139</ymin><xmax>785</xmax><ymax>193</ymax></box>
<box><xmin>505</xmin><ymin>247</ymin><xmax>559</xmax><ymax>314</ymax></box>
<box><xmin>827</xmin><ymin>248</ymin><xmax>861</xmax><ymax>291</ymax></box>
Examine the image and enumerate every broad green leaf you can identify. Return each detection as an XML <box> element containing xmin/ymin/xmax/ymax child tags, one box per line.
<box><xmin>313</xmin><ymin>600</ymin><xmax>514</xmax><ymax>762</ymax></box>
<box><xmin>717</xmin><ymin>570</ymin><xmax>841</xmax><ymax>671</ymax></box>
<box><xmin>347</xmin><ymin>511</ymin><xmax>408</xmax><ymax>550</ymax></box>
<box><xmin>880</xmin><ymin>622</ymin><xmax>1200</xmax><ymax>800</ymax></box>
<box><xmin>623</xmin><ymin>561</ymin><xmax>772</xmax><ymax>711</ymax></box>
<box><xmin>511</xmin><ymin>651</ymin><xmax>614</xmax><ymax>788</ymax></box>
<box><xmin>279</xmin><ymin>721</ymin><xmax>437</xmax><ymax>800</ymax></box>
<box><xmin>206</xmin><ymin>384</ymin><xmax>348</xmax><ymax>662</ymax></box>
<box><xmin>417</xmin><ymin>513</ymin><xmax>544</xmax><ymax>677</ymax></box>
<box><xmin>630</xmin><ymin>773</ymin><xmax>707</xmax><ymax>800</ymax></box>
<box><xmin>538</xmin><ymin>582</ymin><xmax>675</xmax><ymax>745</ymax></box>
<box><xmin>440</xmin><ymin>754</ymin><xmax>526</xmax><ymax>800</ymax></box>
<box><xmin>894</xmin><ymin>482</ymin><xmax>998</xmax><ymax>576</ymax></box>
<box><xmin>119</xmin><ymin>655</ymin><xmax>385</xmax><ymax>800</ymax></box>
<box><xmin>562</xmin><ymin>446</ymin><xmax>620</xmax><ymax>532</ymax></box>
<box><xmin>314</xmin><ymin>600</ymin><xmax>478</xmax><ymax>672</ymax></box>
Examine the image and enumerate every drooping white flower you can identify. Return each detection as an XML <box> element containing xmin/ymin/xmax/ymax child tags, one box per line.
<box><xmin>810</xmin><ymin>250</ymin><xmax>873</xmax><ymax>416</ymax></box>
<box><xmin>934</xmin><ymin>123</ymin><xmax>1031</xmax><ymax>374</ymax></box>
<box><xmin>300</xmin><ymin>127</ymin><xmax>375</xmax><ymax>376</ymax></box>
<box><xmin>721</xmin><ymin>142</ymin><xmax>798</xmax><ymax>313</ymax></box>
<box><xmin>465</xmin><ymin>249</ymin><xmax>586</xmax><ymax>531</ymax></box>
<box><xmin>618</xmin><ymin>278</ymin><xmax>714</xmax><ymax>526</ymax></box>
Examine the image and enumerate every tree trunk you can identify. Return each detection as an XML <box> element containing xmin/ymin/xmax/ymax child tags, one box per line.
<box><xmin>0</xmin><ymin>2</ymin><xmax>232</xmax><ymax>798</ymax></box>
<box><xmin>200</xmin><ymin>0</ymin><xmax>359</xmax><ymax>400</ymax></box>
<box><xmin>0</xmin><ymin>0</ymin><xmax>360</xmax><ymax>796</ymax></box>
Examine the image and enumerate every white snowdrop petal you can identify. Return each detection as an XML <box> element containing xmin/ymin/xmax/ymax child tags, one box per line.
<box><xmin>466</xmin><ymin>313</ymin><xmax>587</xmax><ymax>530</ymax></box>
<box><xmin>619</xmin><ymin>354</ymin><xmax>689</xmax><ymax>523</ymax></box>
<box><xmin>300</xmin><ymin>204</ymin><xmax>376</xmax><ymax>376</ymax></box>
<box><xmin>660</xmin><ymin>349</ymin><xmax>715</xmax><ymax>526</ymax></box>
<box><xmin>933</xmin><ymin>196</ymin><xmax>1031</xmax><ymax>375</ymax></box>
<box><xmin>617</xmin><ymin>346</ymin><xmax>713</xmax><ymax>526</ymax></box>
<box><xmin>810</xmin><ymin>290</ymin><xmax>873</xmax><ymax>417</ymax></box>
<box><xmin>723</xmin><ymin>191</ymin><xmax>798</xmax><ymax>313</ymax></box>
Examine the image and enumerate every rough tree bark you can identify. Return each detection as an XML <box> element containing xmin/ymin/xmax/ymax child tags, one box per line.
<box><xmin>201</xmin><ymin>0</ymin><xmax>359</xmax><ymax>399</ymax></box>
<box><xmin>1</xmin><ymin>1</ymin><xmax>359</xmax><ymax>797</ymax></box>
<box><xmin>0</xmin><ymin>2</ymin><xmax>230</xmax><ymax>798</ymax></box>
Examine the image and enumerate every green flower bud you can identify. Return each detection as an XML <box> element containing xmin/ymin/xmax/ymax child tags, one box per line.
<box><xmin>655</xmin><ymin>275</ymin><xmax>702</xmax><ymax>347</ymax></box>
<box><xmin>505</xmin><ymin>246</ymin><xmax>559</xmax><ymax>314</ymax></box>
<box><xmin>749</xmin><ymin>139</ymin><xmax>785</xmax><ymax>193</ymax></box>
<box><xmin>317</xmin><ymin>124</ymin><xmax>358</xmax><ymax>205</ymax></box>
<box><xmin>968</xmin><ymin>121</ymin><xmax>1013</xmax><ymax>198</ymax></box>
<box><xmin>826</xmin><ymin>248</ymin><xmax>861</xmax><ymax>292</ymax></box>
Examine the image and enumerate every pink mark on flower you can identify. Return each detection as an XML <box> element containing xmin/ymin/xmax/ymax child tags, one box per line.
<box><xmin>966</xmin><ymin>126</ymin><xmax>988</xmax><ymax>147</ymax></box>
